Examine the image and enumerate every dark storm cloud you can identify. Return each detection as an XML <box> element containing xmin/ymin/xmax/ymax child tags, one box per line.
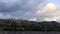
<box><xmin>0</xmin><ymin>0</ymin><xmax>45</xmax><ymax>19</ymax></box>
<box><xmin>0</xmin><ymin>0</ymin><xmax>31</xmax><ymax>12</ymax></box>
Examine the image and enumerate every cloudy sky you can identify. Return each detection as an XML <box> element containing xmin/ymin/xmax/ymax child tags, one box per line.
<box><xmin>0</xmin><ymin>0</ymin><xmax>60</xmax><ymax>22</ymax></box>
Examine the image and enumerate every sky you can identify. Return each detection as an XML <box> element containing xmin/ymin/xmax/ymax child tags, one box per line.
<box><xmin>0</xmin><ymin>0</ymin><xmax>60</xmax><ymax>22</ymax></box>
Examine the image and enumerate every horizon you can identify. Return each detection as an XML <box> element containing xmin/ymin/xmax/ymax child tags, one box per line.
<box><xmin>0</xmin><ymin>18</ymin><xmax>59</xmax><ymax>23</ymax></box>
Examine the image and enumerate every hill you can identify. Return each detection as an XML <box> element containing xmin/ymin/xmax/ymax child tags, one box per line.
<box><xmin>0</xmin><ymin>19</ymin><xmax>60</xmax><ymax>31</ymax></box>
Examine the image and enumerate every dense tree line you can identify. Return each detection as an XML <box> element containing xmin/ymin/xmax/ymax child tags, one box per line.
<box><xmin>0</xmin><ymin>19</ymin><xmax>60</xmax><ymax>31</ymax></box>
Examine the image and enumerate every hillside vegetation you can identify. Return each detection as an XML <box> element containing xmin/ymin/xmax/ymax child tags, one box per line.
<box><xmin>0</xmin><ymin>19</ymin><xmax>60</xmax><ymax>31</ymax></box>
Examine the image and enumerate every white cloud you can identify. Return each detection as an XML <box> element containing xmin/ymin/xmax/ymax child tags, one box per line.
<box><xmin>34</xmin><ymin>3</ymin><xmax>60</xmax><ymax>22</ymax></box>
<box><xmin>43</xmin><ymin>3</ymin><xmax>57</xmax><ymax>11</ymax></box>
<box><xmin>44</xmin><ymin>17</ymin><xmax>59</xmax><ymax>21</ymax></box>
<box><xmin>27</xmin><ymin>17</ymin><xmax>37</xmax><ymax>21</ymax></box>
